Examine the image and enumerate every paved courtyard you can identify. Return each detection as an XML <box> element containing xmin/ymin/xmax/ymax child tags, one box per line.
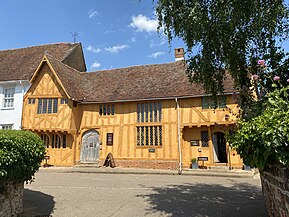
<box><xmin>24</xmin><ymin>171</ymin><xmax>267</xmax><ymax>217</ymax></box>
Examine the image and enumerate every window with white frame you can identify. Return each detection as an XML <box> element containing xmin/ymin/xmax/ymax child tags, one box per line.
<box><xmin>1</xmin><ymin>124</ymin><xmax>13</xmax><ymax>130</ymax></box>
<box><xmin>3</xmin><ymin>87</ymin><xmax>15</xmax><ymax>108</ymax></box>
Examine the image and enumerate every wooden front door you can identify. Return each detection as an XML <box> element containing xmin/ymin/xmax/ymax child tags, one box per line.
<box><xmin>80</xmin><ymin>130</ymin><xmax>100</xmax><ymax>163</ymax></box>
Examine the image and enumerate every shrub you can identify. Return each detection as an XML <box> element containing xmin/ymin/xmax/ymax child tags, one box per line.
<box><xmin>229</xmin><ymin>84</ymin><xmax>289</xmax><ymax>171</ymax></box>
<box><xmin>0</xmin><ymin>130</ymin><xmax>45</xmax><ymax>185</ymax></box>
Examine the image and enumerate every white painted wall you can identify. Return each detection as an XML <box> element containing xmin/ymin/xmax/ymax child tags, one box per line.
<box><xmin>0</xmin><ymin>81</ymin><xmax>30</xmax><ymax>130</ymax></box>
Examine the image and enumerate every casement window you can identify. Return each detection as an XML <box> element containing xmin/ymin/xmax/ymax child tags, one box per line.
<box><xmin>136</xmin><ymin>102</ymin><xmax>162</xmax><ymax>147</ymax></box>
<box><xmin>1</xmin><ymin>124</ymin><xmax>13</xmax><ymax>130</ymax></box>
<box><xmin>107</xmin><ymin>133</ymin><xmax>113</xmax><ymax>146</ymax></box>
<box><xmin>99</xmin><ymin>104</ymin><xmax>115</xmax><ymax>116</ymax></box>
<box><xmin>37</xmin><ymin>98</ymin><xmax>58</xmax><ymax>114</ymax></box>
<box><xmin>137</xmin><ymin>126</ymin><xmax>162</xmax><ymax>146</ymax></box>
<box><xmin>51</xmin><ymin>134</ymin><xmax>61</xmax><ymax>148</ymax></box>
<box><xmin>202</xmin><ymin>96</ymin><xmax>227</xmax><ymax>109</ymax></box>
<box><xmin>201</xmin><ymin>131</ymin><xmax>209</xmax><ymax>147</ymax></box>
<box><xmin>62</xmin><ymin>135</ymin><xmax>67</xmax><ymax>148</ymax></box>
<box><xmin>41</xmin><ymin>133</ymin><xmax>67</xmax><ymax>149</ymax></box>
<box><xmin>60</xmin><ymin>98</ymin><xmax>68</xmax><ymax>104</ymax></box>
<box><xmin>41</xmin><ymin>134</ymin><xmax>50</xmax><ymax>148</ymax></box>
<box><xmin>3</xmin><ymin>87</ymin><xmax>15</xmax><ymax>108</ymax></box>
<box><xmin>137</xmin><ymin>102</ymin><xmax>162</xmax><ymax>122</ymax></box>
<box><xmin>28</xmin><ymin>98</ymin><xmax>36</xmax><ymax>104</ymax></box>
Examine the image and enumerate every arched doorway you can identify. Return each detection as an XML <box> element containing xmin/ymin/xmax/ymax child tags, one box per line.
<box><xmin>80</xmin><ymin>130</ymin><xmax>100</xmax><ymax>163</ymax></box>
<box><xmin>212</xmin><ymin>132</ymin><xmax>227</xmax><ymax>163</ymax></box>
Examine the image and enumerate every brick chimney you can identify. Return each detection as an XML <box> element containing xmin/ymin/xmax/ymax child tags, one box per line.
<box><xmin>174</xmin><ymin>48</ymin><xmax>185</xmax><ymax>61</ymax></box>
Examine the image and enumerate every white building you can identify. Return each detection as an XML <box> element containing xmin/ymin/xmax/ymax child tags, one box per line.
<box><xmin>0</xmin><ymin>81</ymin><xmax>30</xmax><ymax>129</ymax></box>
<box><xmin>0</xmin><ymin>42</ymin><xmax>86</xmax><ymax>130</ymax></box>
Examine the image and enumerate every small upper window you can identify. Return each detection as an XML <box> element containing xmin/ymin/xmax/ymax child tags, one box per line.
<box><xmin>28</xmin><ymin>98</ymin><xmax>36</xmax><ymax>104</ymax></box>
<box><xmin>1</xmin><ymin>124</ymin><xmax>13</xmax><ymax>130</ymax></box>
<box><xmin>100</xmin><ymin>104</ymin><xmax>115</xmax><ymax>116</ymax></box>
<box><xmin>202</xmin><ymin>96</ymin><xmax>227</xmax><ymax>109</ymax></box>
<box><xmin>60</xmin><ymin>98</ymin><xmax>68</xmax><ymax>104</ymax></box>
<box><xmin>3</xmin><ymin>87</ymin><xmax>15</xmax><ymax>108</ymax></box>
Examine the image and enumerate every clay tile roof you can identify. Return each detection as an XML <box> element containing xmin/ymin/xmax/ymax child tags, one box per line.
<box><xmin>80</xmin><ymin>61</ymin><xmax>237</xmax><ymax>102</ymax></box>
<box><xmin>0</xmin><ymin>43</ymin><xmax>80</xmax><ymax>81</ymax></box>
<box><xmin>45</xmin><ymin>54</ymin><xmax>86</xmax><ymax>101</ymax></box>
<box><xmin>41</xmin><ymin>56</ymin><xmax>237</xmax><ymax>103</ymax></box>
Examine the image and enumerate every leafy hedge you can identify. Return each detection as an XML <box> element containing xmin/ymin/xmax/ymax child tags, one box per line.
<box><xmin>0</xmin><ymin>130</ymin><xmax>45</xmax><ymax>185</ymax></box>
<box><xmin>230</xmin><ymin>85</ymin><xmax>289</xmax><ymax>171</ymax></box>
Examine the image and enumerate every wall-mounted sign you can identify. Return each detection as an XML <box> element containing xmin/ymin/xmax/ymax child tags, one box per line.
<box><xmin>149</xmin><ymin>148</ymin><xmax>155</xmax><ymax>153</ymax></box>
<box><xmin>190</xmin><ymin>140</ymin><xmax>199</xmax><ymax>146</ymax></box>
<box><xmin>107</xmin><ymin>133</ymin><xmax>113</xmax><ymax>146</ymax></box>
<box><xmin>198</xmin><ymin>157</ymin><xmax>208</xmax><ymax>161</ymax></box>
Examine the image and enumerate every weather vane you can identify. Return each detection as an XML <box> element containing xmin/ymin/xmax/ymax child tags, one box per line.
<box><xmin>71</xmin><ymin>32</ymin><xmax>79</xmax><ymax>43</ymax></box>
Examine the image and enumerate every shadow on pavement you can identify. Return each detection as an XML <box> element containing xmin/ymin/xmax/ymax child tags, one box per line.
<box><xmin>138</xmin><ymin>181</ymin><xmax>268</xmax><ymax>217</ymax></box>
<box><xmin>23</xmin><ymin>189</ymin><xmax>55</xmax><ymax>217</ymax></box>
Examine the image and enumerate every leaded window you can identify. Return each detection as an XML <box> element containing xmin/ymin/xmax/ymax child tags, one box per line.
<box><xmin>42</xmin><ymin>133</ymin><xmax>66</xmax><ymax>149</ymax></box>
<box><xmin>201</xmin><ymin>131</ymin><xmax>209</xmax><ymax>147</ymax></box>
<box><xmin>3</xmin><ymin>87</ymin><xmax>15</xmax><ymax>108</ymax></box>
<box><xmin>202</xmin><ymin>96</ymin><xmax>227</xmax><ymax>109</ymax></box>
<box><xmin>60</xmin><ymin>98</ymin><xmax>68</xmax><ymax>104</ymax></box>
<box><xmin>136</xmin><ymin>126</ymin><xmax>162</xmax><ymax>146</ymax></box>
<box><xmin>28</xmin><ymin>98</ymin><xmax>36</xmax><ymax>104</ymax></box>
<box><xmin>137</xmin><ymin>102</ymin><xmax>162</xmax><ymax>122</ymax></box>
<box><xmin>41</xmin><ymin>134</ymin><xmax>50</xmax><ymax>148</ymax></box>
<box><xmin>62</xmin><ymin>135</ymin><xmax>67</xmax><ymax>148</ymax></box>
<box><xmin>37</xmin><ymin>98</ymin><xmax>58</xmax><ymax>114</ymax></box>
<box><xmin>99</xmin><ymin>104</ymin><xmax>115</xmax><ymax>116</ymax></box>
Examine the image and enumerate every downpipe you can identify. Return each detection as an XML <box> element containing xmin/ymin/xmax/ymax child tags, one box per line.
<box><xmin>175</xmin><ymin>98</ymin><xmax>182</xmax><ymax>175</ymax></box>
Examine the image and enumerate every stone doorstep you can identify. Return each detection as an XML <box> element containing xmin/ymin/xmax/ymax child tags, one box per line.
<box><xmin>74</xmin><ymin>162</ymin><xmax>102</xmax><ymax>168</ymax></box>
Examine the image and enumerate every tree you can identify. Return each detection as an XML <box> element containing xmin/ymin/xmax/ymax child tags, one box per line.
<box><xmin>229</xmin><ymin>81</ymin><xmax>289</xmax><ymax>170</ymax></box>
<box><xmin>154</xmin><ymin>0</ymin><xmax>289</xmax><ymax>117</ymax></box>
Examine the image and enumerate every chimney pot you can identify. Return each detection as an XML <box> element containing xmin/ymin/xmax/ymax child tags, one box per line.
<box><xmin>174</xmin><ymin>48</ymin><xmax>185</xmax><ymax>61</ymax></box>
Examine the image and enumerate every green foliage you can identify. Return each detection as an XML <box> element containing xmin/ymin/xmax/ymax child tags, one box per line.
<box><xmin>191</xmin><ymin>158</ymin><xmax>197</xmax><ymax>163</ymax></box>
<box><xmin>154</xmin><ymin>0</ymin><xmax>289</xmax><ymax>110</ymax></box>
<box><xmin>155</xmin><ymin>0</ymin><xmax>289</xmax><ymax>171</ymax></box>
<box><xmin>0</xmin><ymin>130</ymin><xmax>45</xmax><ymax>185</ymax></box>
<box><xmin>229</xmin><ymin>85</ymin><xmax>289</xmax><ymax>171</ymax></box>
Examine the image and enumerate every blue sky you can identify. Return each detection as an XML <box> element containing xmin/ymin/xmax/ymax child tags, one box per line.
<box><xmin>0</xmin><ymin>0</ymin><xmax>185</xmax><ymax>71</ymax></box>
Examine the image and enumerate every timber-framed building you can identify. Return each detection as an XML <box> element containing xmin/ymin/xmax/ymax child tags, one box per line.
<box><xmin>21</xmin><ymin>47</ymin><xmax>243</xmax><ymax>169</ymax></box>
<box><xmin>0</xmin><ymin>43</ymin><xmax>86</xmax><ymax>130</ymax></box>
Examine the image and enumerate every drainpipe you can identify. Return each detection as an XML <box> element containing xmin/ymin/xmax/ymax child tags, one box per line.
<box><xmin>175</xmin><ymin>98</ymin><xmax>182</xmax><ymax>175</ymax></box>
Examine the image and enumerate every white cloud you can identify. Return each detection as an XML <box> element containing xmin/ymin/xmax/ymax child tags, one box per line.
<box><xmin>104</xmin><ymin>45</ymin><xmax>129</xmax><ymax>54</ymax></box>
<box><xmin>105</xmin><ymin>30</ymin><xmax>117</xmax><ymax>34</ymax></box>
<box><xmin>130</xmin><ymin>37</ymin><xmax>136</xmax><ymax>42</ymax></box>
<box><xmin>129</xmin><ymin>14</ymin><xmax>158</xmax><ymax>32</ymax></box>
<box><xmin>88</xmin><ymin>9</ymin><xmax>99</xmax><ymax>18</ymax></box>
<box><xmin>149</xmin><ymin>38</ymin><xmax>166</xmax><ymax>48</ymax></box>
<box><xmin>90</xmin><ymin>61</ymin><xmax>101</xmax><ymax>70</ymax></box>
<box><xmin>87</xmin><ymin>45</ymin><xmax>101</xmax><ymax>53</ymax></box>
<box><xmin>149</xmin><ymin>51</ymin><xmax>165</xmax><ymax>59</ymax></box>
